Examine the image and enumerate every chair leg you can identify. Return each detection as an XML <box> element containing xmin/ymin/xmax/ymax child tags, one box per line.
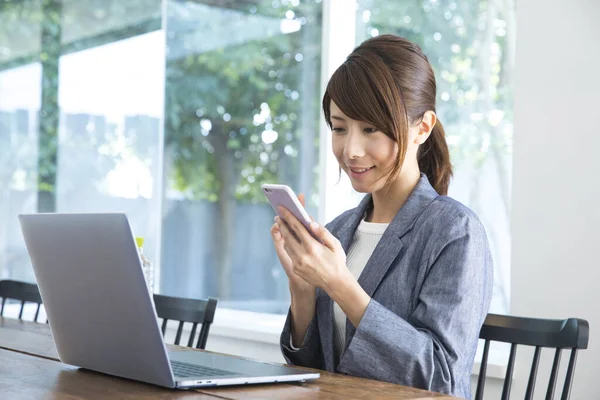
<box><xmin>188</xmin><ymin>323</ymin><xmax>198</xmax><ymax>348</ymax></box>
<box><xmin>475</xmin><ymin>340</ymin><xmax>490</xmax><ymax>400</ymax></box>
<box><xmin>197</xmin><ymin>324</ymin><xmax>211</xmax><ymax>350</ymax></box>
<box><xmin>525</xmin><ymin>346</ymin><xmax>541</xmax><ymax>400</ymax></box>
<box><xmin>174</xmin><ymin>322</ymin><xmax>184</xmax><ymax>346</ymax></box>
<box><xmin>560</xmin><ymin>349</ymin><xmax>578</xmax><ymax>400</ymax></box>
<box><xmin>546</xmin><ymin>348</ymin><xmax>562</xmax><ymax>400</ymax></box>
<box><xmin>34</xmin><ymin>303</ymin><xmax>41</xmax><ymax>322</ymax></box>
<box><xmin>501</xmin><ymin>344</ymin><xmax>518</xmax><ymax>400</ymax></box>
<box><xmin>18</xmin><ymin>300</ymin><xmax>25</xmax><ymax>319</ymax></box>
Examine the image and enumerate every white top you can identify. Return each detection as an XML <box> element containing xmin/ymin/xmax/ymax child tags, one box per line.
<box><xmin>332</xmin><ymin>218</ymin><xmax>388</xmax><ymax>363</ymax></box>
<box><xmin>289</xmin><ymin>218</ymin><xmax>389</xmax><ymax>361</ymax></box>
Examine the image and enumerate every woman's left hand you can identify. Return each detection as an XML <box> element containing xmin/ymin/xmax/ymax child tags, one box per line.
<box><xmin>275</xmin><ymin>206</ymin><xmax>350</xmax><ymax>293</ymax></box>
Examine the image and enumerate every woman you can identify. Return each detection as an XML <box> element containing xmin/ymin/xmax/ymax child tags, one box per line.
<box><xmin>271</xmin><ymin>34</ymin><xmax>492</xmax><ymax>398</ymax></box>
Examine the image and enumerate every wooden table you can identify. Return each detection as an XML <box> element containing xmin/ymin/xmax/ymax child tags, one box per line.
<box><xmin>0</xmin><ymin>317</ymin><xmax>457</xmax><ymax>399</ymax></box>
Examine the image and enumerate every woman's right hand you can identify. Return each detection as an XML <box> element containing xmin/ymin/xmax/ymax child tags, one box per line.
<box><xmin>270</xmin><ymin>193</ymin><xmax>315</xmax><ymax>294</ymax></box>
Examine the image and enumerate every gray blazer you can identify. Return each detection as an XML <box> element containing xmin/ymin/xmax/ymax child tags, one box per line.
<box><xmin>280</xmin><ymin>174</ymin><xmax>493</xmax><ymax>399</ymax></box>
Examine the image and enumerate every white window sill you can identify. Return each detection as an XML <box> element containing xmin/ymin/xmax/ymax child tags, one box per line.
<box><xmin>210</xmin><ymin>307</ymin><xmax>286</xmax><ymax>345</ymax></box>
<box><xmin>473</xmin><ymin>358</ymin><xmax>506</xmax><ymax>381</ymax></box>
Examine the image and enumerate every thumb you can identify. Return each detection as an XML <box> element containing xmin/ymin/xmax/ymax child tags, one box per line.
<box><xmin>309</xmin><ymin>221</ymin><xmax>338</xmax><ymax>251</ymax></box>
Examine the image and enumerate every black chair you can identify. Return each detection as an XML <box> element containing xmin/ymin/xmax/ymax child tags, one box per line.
<box><xmin>0</xmin><ymin>279</ymin><xmax>44</xmax><ymax>322</ymax></box>
<box><xmin>153</xmin><ymin>293</ymin><xmax>218</xmax><ymax>350</ymax></box>
<box><xmin>475</xmin><ymin>313</ymin><xmax>589</xmax><ymax>400</ymax></box>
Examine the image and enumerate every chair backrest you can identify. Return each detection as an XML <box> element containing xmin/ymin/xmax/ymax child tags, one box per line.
<box><xmin>153</xmin><ymin>293</ymin><xmax>218</xmax><ymax>349</ymax></box>
<box><xmin>476</xmin><ymin>313</ymin><xmax>589</xmax><ymax>400</ymax></box>
<box><xmin>0</xmin><ymin>279</ymin><xmax>44</xmax><ymax>322</ymax></box>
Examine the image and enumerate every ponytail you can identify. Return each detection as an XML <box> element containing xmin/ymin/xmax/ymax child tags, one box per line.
<box><xmin>418</xmin><ymin>119</ymin><xmax>453</xmax><ymax>195</ymax></box>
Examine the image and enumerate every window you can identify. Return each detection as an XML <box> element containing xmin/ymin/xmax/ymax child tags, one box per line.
<box><xmin>161</xmin><ymin>0</ymin><xmax>322</xmax><ymax>313</ymax></box>
<box><xmin>56</xmin><ymin>31</ymin><xmax>165</xmax><ymax>276</ymax></box>
<box><xmin>0</xmin><ymin>0</ymin><xmax>163</xmax><ymax>277</ymax></box>
<box><xmin>0</xmin><ymin>0</ymin><xmax>43</xmax><ymax>283</ymax></box>
<box><xmin>0</xmin><ymin>0</ymin><xmax>322</xmax><ymax>316</ymax></box>
<box><xmin>0</xmin><ymin>63</ymin><xmax>41</xmax><ymax>282</ymax></box>
<box><xmin>1</xmin><ymin>0</ymin><xmax>511</xmax><ymax>318</ymax></box>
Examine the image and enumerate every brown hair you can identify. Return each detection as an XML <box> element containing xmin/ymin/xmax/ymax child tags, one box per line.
<box><xmin>322</xmin><ymin>34</ymin><xmax>452</xmax><ymax>195</ymax></box>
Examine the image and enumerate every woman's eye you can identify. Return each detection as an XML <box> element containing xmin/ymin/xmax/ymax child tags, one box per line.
<box><xmin>332</xmin><ymin>127</ymin><xmax>346</xmax><ymax>133</ymax></box>
<box><xmin>363</xmin><ymin>127</ymin><xmax>377</xmax><ymax>134</ymax></box>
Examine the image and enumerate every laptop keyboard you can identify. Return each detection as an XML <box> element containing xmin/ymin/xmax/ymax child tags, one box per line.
<box><xmin>171</xmin><ymin>360</ymin><xmax>240</xmax><ymax>378</ymax></box>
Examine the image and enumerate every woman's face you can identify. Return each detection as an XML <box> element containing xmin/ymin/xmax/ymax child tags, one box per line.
<box><xmin>330</xmin><ymin>101</ymin><xmax>402</xmax><ymax>194</ymax></box>
<box><xmin>330</xmin><ymin>101</ymin><xmax>433</xmax><ymax>194</ymax></box>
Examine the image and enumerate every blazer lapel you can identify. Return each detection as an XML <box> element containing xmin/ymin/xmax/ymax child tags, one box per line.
<box><xmin>344</xmin><ymin>232</ymin><xmax>403</xmax><ymax>349</ymax></box>
<box><xmin>320</xmin><ymin>174</ymin><xmax>439</xmax><ymax>366</ymax></box>
<box><xmin>343</xmin><ymin>174</ymin><xmax>439</xmax><ymax>348</ymax></box>
<box><xmin>318</xmin><ymin>195</ymin><xmax>371</xmax><ymax>371</ymax></box>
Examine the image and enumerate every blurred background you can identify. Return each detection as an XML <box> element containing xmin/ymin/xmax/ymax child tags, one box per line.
<box><xmin>0</xmin><ymin>0</ymin><xmax>513</xmax><ymax>315</ymax></box>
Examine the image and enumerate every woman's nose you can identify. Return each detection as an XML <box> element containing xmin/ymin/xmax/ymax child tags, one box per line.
<box><xmin>343</xmin><ymin>131</ymin><xmax>366</xmax><ymax>160</ymax></box>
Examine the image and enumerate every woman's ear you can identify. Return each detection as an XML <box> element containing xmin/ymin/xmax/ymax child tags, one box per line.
<box><xmin>413</xmin><ymin>111</ymin><xmax>437</xmax><ymax>145</ymax></box>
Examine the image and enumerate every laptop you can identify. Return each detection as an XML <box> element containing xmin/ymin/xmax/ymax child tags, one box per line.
<box><xmin>18</xmin><ymin>213</ymin><xmax>319</xmax><ymax>389</ymax></box>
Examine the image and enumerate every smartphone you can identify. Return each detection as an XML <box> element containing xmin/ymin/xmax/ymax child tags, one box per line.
<box><xmin>261</xmin><ymin>183</ymin><xmax>320</xmax><ymax>242</ymax></box>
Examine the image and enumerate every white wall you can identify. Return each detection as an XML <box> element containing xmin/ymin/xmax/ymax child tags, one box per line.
<box><xmin>497</xmin><ymin>0</ymin><xmax>600</xmax><ymax>398</ymax></box>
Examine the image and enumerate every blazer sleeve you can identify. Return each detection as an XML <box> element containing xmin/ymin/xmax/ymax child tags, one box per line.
<box><xmin>338</xmin><ymin>213</ymin><xmax>493</xmax><ymax>395</ymax></box>
<box><xmin>278</xmin><ymin>217</ymin><xmax>347</xmax><ymax>370</ymax></box>
<box><xmin>279</xmin><ymin>304</ymin><xmax>324</xmax><ymax>369</ymax></box>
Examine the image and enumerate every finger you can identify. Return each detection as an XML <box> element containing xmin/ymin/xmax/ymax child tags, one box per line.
<box><xmin>271</xmin><ymin>223</ymin><xmax>294</xmax><ymax>263</ymax></box>
<box><xmin>270</xmin><ymin>223</ymin><xmax>282</xmax><ymax>241</ymax></box>
<box><xmin>276</xmin><ymin>216</ymin><xmax>302</xmax><ymax>247</ymax></box>
<box><xmin>279</xmin><ymin>206</ymin><xmax>313</xmax><ymax>245</ymax></box>
<box><xmin>282</xmin><ymin>233</ymin><xmax>301</xmax><ymax>261</ymax></box>
<box><xmin>309</xmin><ymin>221</ymin><xmax>339</xmax><ymax>252</ymax></box>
